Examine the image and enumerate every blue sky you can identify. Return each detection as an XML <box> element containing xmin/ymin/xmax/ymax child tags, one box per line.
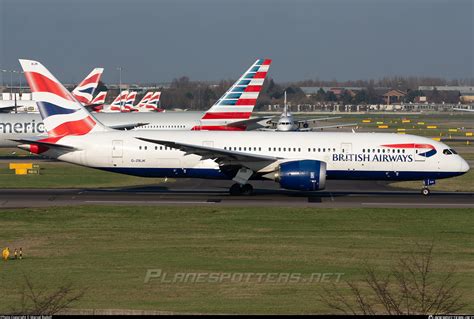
<box><xmin>1</xmin><ymin>0</ymin><xmax>472</xmax><ymax>84</ymax></box>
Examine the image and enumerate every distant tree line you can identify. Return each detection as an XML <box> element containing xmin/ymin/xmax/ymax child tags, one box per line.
<box><xmin>91</xmin><ymin>75</ymin><xmax>473</xmax><ymax>110</ymax></box>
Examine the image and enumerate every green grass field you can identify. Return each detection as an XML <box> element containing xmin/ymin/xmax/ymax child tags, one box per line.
<box><xmin>0</xmin><ymin>162</ymin><xmax>166</xmax><ymax>188</ymax></box>
<box><xmin>0</xmin><ymin>206</ymin><xmax>472</xmax><ymax>314</ymax></box>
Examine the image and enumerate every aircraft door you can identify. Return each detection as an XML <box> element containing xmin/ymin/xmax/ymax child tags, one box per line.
<box><xmin>341</xmin><ymin>143</ymin><xmax>352</xmax><ymax>154</ymax></box>
<box><xmin>112</xmin><ymin>140</ymin><xmax>123</xmax><ymax>166</ymax></box>
<box><xmin>202</xmin><ymin>141</ymin><xmax>214</xmax><ymax>148</ymax></box>
<box><xmin>414</xmin><ymin>147</ymin><xmax>426</xmax><ymax>162</ymax></box>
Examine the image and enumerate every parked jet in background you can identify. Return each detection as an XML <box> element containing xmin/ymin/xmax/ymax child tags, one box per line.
<box><xmin>14</xmin><ymin>59</ymin><xmax>470</xmax><ymax>196</ymax></box>
<box><xmin>0</xmin><ymin>67</ymin><xmax>104</xmax><ymax>113</ymax></box>
<box><xmin>261</xmin><ymin>92</ymin><xmax>357</xmax><ymax>131</ymax></box>
<box><xmin>86</xmin><ymin>91</ymin><xmax>108</xmax><ymax>112</ymax></box>
<box><xmin>137</xmin><ymin>92</ymin><xmax>162</xmax><ymax>112</ymax></box>
<box><xmin>123</xmin><ymin>91</ymin><xmax>138</xmax><ymax>112</ymax></box>
<box><xmin>134</xmin><ymin>92</ymin><xmax>154</xmax><ymax>112</ymax></box>
<box><xmin>0</xmin><ymin>59</ymin><xmax>272</xmax><ymax>146</ymax></box>
<box><xmin>70</xmin><ymin>68</ymin><xmax>104</xmax><ymax>105</ymax></box>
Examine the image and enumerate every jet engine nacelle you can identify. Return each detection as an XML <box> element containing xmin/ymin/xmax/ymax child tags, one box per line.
<box><xmin>276</xmin><ymin>160</ymin><xmax>327</xmax><ymax>191</ymax></box>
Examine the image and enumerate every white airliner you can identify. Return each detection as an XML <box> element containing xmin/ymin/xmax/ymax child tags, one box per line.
<box><xmin>14</xmin><ymin>59</ymin><xmax>470</xmax><ymax>196</ymax></box>
<box><xmin>0</xmin><ymin>59</ymin><xmax>272</xmax><ymax>146</ymax></box>
<box><xmin>0</xmin><ymin>68</ymin><xmax>104</xmax><ymax>113</ymax></box>
<box><xmin>262</xmin><ymin>92</ymin><xmax>357</xmax><ymax>131</ymax></box>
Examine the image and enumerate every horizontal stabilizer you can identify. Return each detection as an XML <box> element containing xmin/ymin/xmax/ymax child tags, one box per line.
<box><xmin>10</xmin><ymin>139</ymin><xmax>78</xmax><ymax>151</ymax></box>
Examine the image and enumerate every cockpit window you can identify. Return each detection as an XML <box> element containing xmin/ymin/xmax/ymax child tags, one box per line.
<box><xmin>443</xmin><ymin>149</ymin><xmax>453</xmax><ymax>155</ymax></box>
<box><xmin>449</xmin><ymin>149</ymin><xmax>458</xmax><ymax>154</ymax></box>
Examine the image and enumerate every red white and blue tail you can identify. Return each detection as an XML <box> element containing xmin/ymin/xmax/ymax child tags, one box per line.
<box><xmin>193</xmin><ymin>58</ymin><xmax>272</xmax><ymax>130</ymax></box>
<box><xmin>141</xmin><ymin>92</ymin><xmax>162</xmax><ymax>112</ymax></box>
<box><xmin>136</xmin><ymin>92</ymin><xmax>154</xmax><ymax>109</ymax></box>
<box><xmin>123</xmin><ymin>91</ymin><xmax>138</xmax><ymax>112</ymax></box>
<box><xmin>71</xmin><ymin>68</ymin><xmax>104</xmax><ymax>105</ymax></box>
<box><xmin>19</xmin><ymin>59</ymin><xmax>108</xmax><ymax>141</ymax></box>
<box><xmin>91</xmin><ymin>91</ymin><xmax>107</xmax><ymax>105</ymax></box>
<box><xmin>110</xmin><ymin>90</ymin><xmax>129</xmax><ymax>112</ymax></box>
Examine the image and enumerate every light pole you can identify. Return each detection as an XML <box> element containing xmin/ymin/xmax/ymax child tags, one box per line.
<box><xmin>12</xmin><ymin>70</ymin><xmax>23</xmax><ymax>95</ymax></box>
<box><xmin>117</xmin><ymin>67</ymin><xmax>123</xmax><ymax>111</ymax></box>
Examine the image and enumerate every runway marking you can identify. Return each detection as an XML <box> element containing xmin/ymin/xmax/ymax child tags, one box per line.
<box><xmin>362</xmin><ymin>203</ymin><xmax>474</xmax><ymax>207</ymax></box>
<box><xmin>85</xmin><ymin>200</ymin><xmax>216</xmax><ymax>204</ymax></box>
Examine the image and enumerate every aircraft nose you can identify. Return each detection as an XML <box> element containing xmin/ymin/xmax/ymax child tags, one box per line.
<box><xmin>460</xmin><ymin>157</ymin><xmax>470</xmax><ymax>173</ymax></box>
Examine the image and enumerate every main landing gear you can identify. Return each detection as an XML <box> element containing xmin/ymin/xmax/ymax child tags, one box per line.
<box><xmin>229</xmin><ymin>183</ymin><xmax>254</xmax><ymax>196</ymax></box>
<box><xmin>229</xmin><ymin>167</ymin><xmax>255</xmax><ymax>196</ymax></box>
<box><xmin>421</xmin><ymin>187</ymin><xmax>430</xmax><ymax>196</ymax></box>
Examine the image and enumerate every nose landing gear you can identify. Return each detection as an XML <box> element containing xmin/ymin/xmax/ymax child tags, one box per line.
<box><xmin>421</xmin><ymin>179</ymin><xmax>436</xmax><ymax>196</ymax></box>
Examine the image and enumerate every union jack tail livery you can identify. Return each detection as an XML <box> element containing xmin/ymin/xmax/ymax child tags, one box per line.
<box><xmin>71</xmin><ymin>68</ymin><xmax>104</xmax><ymax>105</ymax></box>
<box><xmin>135</xmin><ymin>92</ymin><xmax>154</xmax><ymax>111</ymax></box>
<box><xmin>19</xmin><ymin>59</ymin><xmax>108</xmax><ymax>141</ymax></box>
<box><xmin>123</xmin><ymin>91</ymin><xmax>138</xmax><ymax>112</ymax></box>
<box><xmin>91</xmin><ymin>91</ymin><xmax>107</xmax><ymax>105</ymax></box>
<box><xmin>140</xmin><ymin>92</ymin><xmax>162</xmax><ymax>112</ymax></box>
<box><xmin>193</xmin><ymin>58</ymin><xmax>272</xmax><ymax>130</ymax></box>
<box><xmin>110</xmin><ymin>90</ymin><xmax>129</xmax><ymax>112</ymax></box>
<box><xmin>87</xmin><ymin>91</ymin><xmax>108</xmax><ymax>112</ymax></box>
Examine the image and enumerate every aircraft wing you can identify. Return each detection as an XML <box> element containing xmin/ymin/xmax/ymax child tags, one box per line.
<box><xmin>136</xmin><ymin>137</ymin><xmax>279</xmax><ymax>165</ymax></box>
<box><xmin>110</xmin><ymin>123</ymin><xmax>150</xmax><ymax>130</ymax></box>
<box><xmin>296</xmin><ymin>116</ymin><xmax>342</xmax><ymax>124</ymax></box>
<box><xmin>0</xmin><ymin>106</ymin><xmax>17</xmax><ymax>113</ymax></box>
<box><xmin>10</xmin><ymin>139</ymin><xmax>79</xmax><ymax>151</ymax></box>
<box><xmin>226</xmin><ymin>116</ymin><xmax>272</xmax><ymax>129</ymax></box>
<box><xmin>309</xmin><ymin>123</ymin><xmax>358</xmax><ymax>131</ymax></box>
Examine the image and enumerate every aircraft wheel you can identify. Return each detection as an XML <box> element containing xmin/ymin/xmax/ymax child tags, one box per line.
<box><xmin>229</xmin><ymin>183</ymin><xmax>242</xmax><ymax>196</ymax></box>
<box><xmin>241</xmin><ymin>184</ymin><xmax>254</xmax><ymax>196</ymax></box>
<box><xmin>421</xmin><ymin>188</ymin><xmax>430</xmax><ymax>196</ymax></box>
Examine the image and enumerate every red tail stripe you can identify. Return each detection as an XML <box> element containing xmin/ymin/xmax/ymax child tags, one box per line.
<box><xmin>78</xmin><ymin>73</ymin><xmax>101</xmax><ymax>87</ymax></box>
<box><xmin>253</xmin><ymin>72</ymin><xmax>267</xmax><ymax>79</ymax></box>
<box><xmin>262</xmin><ymin>59</ymin><xmax>272</xmax><ymax>65</ymax></box>
<box><xmin>24</xmin><ymin>72</ymin><xmax>75</xmax><ymax>101</ymax></box>
<box><xmin>74</xmin><ymin>95</ymin><xmax>89</xmax><ymax>104</ymax></box>
<box><xmin>201</xmin><ymin>112</ymin><xmax>252</xmax><ymax>120</ymax></box>
<box><xmin>48</xmin><ymin>116</ymin><xmax>96</xmax><ymax>137</ymax></box>
<box><xmin>236</xmin><ymin>99</ymin><xmax>257</xmax><ymax>106</ymax></box>
<box><xmin>244</xmin><ymin>85</ymin><xmax>262</xmax><ymax>92</ymax></box>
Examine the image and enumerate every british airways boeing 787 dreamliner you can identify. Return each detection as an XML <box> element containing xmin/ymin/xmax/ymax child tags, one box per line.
<box><xmin>16</xmin><ymin>59</ymin><xmax>469</xmax><ymax>196</ymax></box>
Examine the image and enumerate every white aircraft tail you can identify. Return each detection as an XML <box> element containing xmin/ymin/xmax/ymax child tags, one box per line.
<box><xmin>19</xmin><ymin>59</ymin><xmax>109</xmax><ymax>143</ymax></box>
<box><xmin>109</xmin><ymin>91</ymin><xmax>129</xmax><ymax>112</ymax></box>
<box><xmin>71</xmin><ymin>68</ymin><xmax>104</xmax><ymax>105</ymax></box>
<box><xmin>194</xmin><ymin>58</ymin><xmax>272</xmax><ymax>130</ymax></box>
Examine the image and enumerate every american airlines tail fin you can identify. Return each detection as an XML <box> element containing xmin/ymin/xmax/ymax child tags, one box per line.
<box><xmin>19</xmin><ymin>59</ymin><xmax>109</xmax><ymax>141</ymax></box>
<box><xmin>71</xmin><ymin>68</ymin><xmax>104</xmax><ymax>105</ymax></box>
<box><xmin>123</xmin><ymin>91</ymin><xmax>138</xmax><ymax>112</ymax></box>
<box><xmin>109</xmin><ymin>90</ymin><xmax>129</xmax><ymax>112</ymax></box>
<box><xmin>193</xmin><ymin>58</ymin><xmax>272</xmax><ymax>130</ymax></box>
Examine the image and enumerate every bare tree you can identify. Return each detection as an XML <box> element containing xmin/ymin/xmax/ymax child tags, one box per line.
<box><xmin>320</xmin><ymin>243</ymin><xmax>466</xmax><ymax>315</ymax></box>
<box><xmin>9</xmin><ymin>275</ymin><xmax>86</xmax><ymax>315</ymax></box>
